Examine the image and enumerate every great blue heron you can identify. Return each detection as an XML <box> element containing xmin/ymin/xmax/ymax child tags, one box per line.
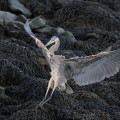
<box><xmin>24</xmin><ymin>21</ymin><xmax>120</xmax><ymax>109</ymax></box>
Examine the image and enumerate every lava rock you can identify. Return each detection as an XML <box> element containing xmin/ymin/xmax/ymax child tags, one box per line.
<box><xmin>86</xmin><ymin>33</ymin><xmax>99</xmax><ymax>39</ymax></box>
<box><xmin>32</xmin><ymin>4</ymin><xmax>52</xmax><ymax>17</ymax></box>
<box><xmin>0</xmin><ymin>0</ymin><xmax>9</xmax><ymax>11</ymax></box>
<box><xmin>8</xmin><ymin>31</ymin><xmax>19</xmax><ymax>38</ymax></box>
<box><xmin>56</xmin><ymin>27</ymin><xmax>65</xmax><ymax>35</ymax></box>
<box><xmin>15</xmin><ymin>15</ymin><xmax>27</xmax><ymax>23</ymax></box>
<box><xmin>30</xmin><ymin>16</ymin><xmax>46</xmax><ymax>30</ymax></box>
<box><xmin>8</xmin><ymin>0</ymin><xmax>31</xmax><ymax>17</ymax></box>
<box><xmin>36</xmin><ymin>25</ymin><xmax>65</xmax><ymax>35</ymax></box>
<box><xmin>35</xmin><ymin>25</ymin><xmax>52</xmax><ymax>35</ymax></box>
<box><xmin>6</xmin><ymin>21</ymin><xmax>24</xmax><ymax>30</ymax></box>
<box><xmin>63</xmin><ymin>31</ymin><xmax>77</xmax><ymax>43</ymax></box>
<box><xmin>18</xmin><ymin>0</ymin><xmax>28</xmax><ymax>5</ymax></box>
<box><xmin>0</xmin><ymin>11</ymin><xmax>17</xmax><ymax>22</ymax></box>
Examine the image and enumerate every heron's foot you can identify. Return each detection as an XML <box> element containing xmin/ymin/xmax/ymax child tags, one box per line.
<box><xmin>35</xmin><ymin>97</ymin><xmax>52</xmax><ymax>113</ymax></box>
<box><xmin>34</xmin><ymin>101</ymin><xmax>44</xmax><ymax>113</ymax></box>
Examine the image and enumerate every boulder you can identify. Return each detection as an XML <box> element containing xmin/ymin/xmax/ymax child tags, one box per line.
<box><xmin>30</xmin><ymin>16</ymin><xmax>46</xmax><ymax>30</ymax></box>
<box><xmin>8</xmin><ymin>0</ymin><xmax>31</xmax><ymax>17</ymax></box>
<box><xmin>0</xmin><ymin>11</ymin><xmax>17</xmax><ymax>22</ymax></box>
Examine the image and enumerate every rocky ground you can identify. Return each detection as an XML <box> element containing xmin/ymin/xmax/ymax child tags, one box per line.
<box><xmin>0</xmin><ymin>0</ymin><xmax>120</xmax><ymax>120</ymax></box>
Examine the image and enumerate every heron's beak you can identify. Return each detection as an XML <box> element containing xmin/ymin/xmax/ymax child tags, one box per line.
<box><xmin>45</xmin><ymin>43</ymin><xmax>50</xmax><ymax>47</ymax></box>
<box><xmin>45</xmin><ymin>37</ymin><xmax>56</xmax><ymax>47</ymax></box>
<box><xmin>44</xmin><ymin>41</ymin><xmax>52</xmax><ymax>47</ymax></box>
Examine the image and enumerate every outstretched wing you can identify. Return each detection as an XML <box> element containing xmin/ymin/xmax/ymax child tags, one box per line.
<box><xmin>24</xmin><ymin>20</ymin><xmax>51</xmax><ymax>67</ymax></box>
<box><xmin>65</xmin><ymin>49</ymin><xmax>120</xmax><ymax>86</ymax></box>
<box><xmin>24</xmin><ymin>20</ymin><xmax>44</xmax><ymax>47</ymax></box>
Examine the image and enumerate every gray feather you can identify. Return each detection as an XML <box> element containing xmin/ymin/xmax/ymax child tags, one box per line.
<box><xmin>65</xmin><ymin>49</ymin><xmax>120</xmax><ymax>86</ymax></box>
<box><xmin>102</xmin><ymin>46</ymin><xmax>112</xmax><ymax>52</ymax></box>
<box><xmin>24</xmin><ymin>20</ymin><xmax>36</xmax><ymax>38</ymax></box>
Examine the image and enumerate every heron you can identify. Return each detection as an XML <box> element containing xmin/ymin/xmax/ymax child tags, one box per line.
<box><xmin>24</xmin><ymin>21</ymin><xmax>120</xmax><ymax>109</ymax></box>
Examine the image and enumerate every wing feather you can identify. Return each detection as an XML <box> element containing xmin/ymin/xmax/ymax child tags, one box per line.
<box><xmin>65</xmin><ymin>49</ymin><xmax>120</xmax><ymax>86</ymax></box>
<box><xmin>24</xmin><ymin>20</ymin><xmax>44</xmax><ymax>47</ymax></box>
<box><xmin>24</xmin><ymin>21</ymin><xmax>51</xmax><ymax>67</ymax></box>
<box><xmin>108</xmin><ymin>59</ymin><xmax>118</xmax><ymax>74</ymax></box>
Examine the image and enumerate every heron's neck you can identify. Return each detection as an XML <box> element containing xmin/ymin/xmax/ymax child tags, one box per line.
<box><xmin>55</xmin><ymin>39</ymin><xmax>60</xmax><ymax>51</ymax></box>
<box><xmin>49</xmin><ymin>39</ymin><xmax>60</xmax><ymax>55</ymax></box>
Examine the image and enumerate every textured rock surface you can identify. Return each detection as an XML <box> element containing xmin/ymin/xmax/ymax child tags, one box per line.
<box><xmin>30</xmin><ymin>16</ymin><xmax>46</xmax><ymax>30</ymax></box>
<box><xmin>16</xmin><ymin>15</ymin><xmax>27</xmax><ymax>23</ymax></box>
<box><xmin>0</xmin><ymin>0</ymin><xmax>120</xmax><ymax>120</ymax></box>
<box><xmin>8</xmin><ymin>0</ymin><xmax>31</xmax><ymax>16</ymax></box>
<box><xmin>0</xmin><ymin>11</ymin><xmax>17</xmax><ymax>22</ymax></box>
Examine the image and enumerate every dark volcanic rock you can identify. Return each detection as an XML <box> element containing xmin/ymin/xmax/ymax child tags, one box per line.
<box><xmin>53</xmin><ymin>0</ymin><xmax>120</xmax><ymax>33</ymax></box>
<box><xmin>30</xmin><ymin>16</ymin><xmax>46</xmax><ymax>29</ymax></box>
<box><xmin>8</xmin><ymin>0</ymin><xmax>31</xmax><ymax>17</ymax></box>
<box><xmin>0</xmin><ymin>0</ymin><xmax>120</xmax><ymax>120</ymax></box>
<box><xmin>0</xmin><ymin>0</ymin><xmax>9</xmax><ymax>11</ymax></box>
<box><xmin>0</xmin><ymin>11</ymin><xmax>17</xmax><ymax>22</ymax></box>
<box><xmin>84</xmin><ymin>0</ymin><xmax>120</xmax><ymax>12</ymax></box>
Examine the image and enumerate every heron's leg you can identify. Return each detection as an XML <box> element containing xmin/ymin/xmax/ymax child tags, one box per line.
<box><xmin>43</xmin><ymin>77</ymin><xmax>53</xmax><ymax>101</ymax></box>
<box><xmin>39</xmin><ymin>79</ymin><xmax>58</xmax><ymax>106</ymax></box>
<box><xmin>35</xmin><ymin>77</ymin><xmax>53</xmax><ymax>111</ymax></box>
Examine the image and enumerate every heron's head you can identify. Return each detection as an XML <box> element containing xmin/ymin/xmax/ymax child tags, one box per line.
<box><xmin>45</xmin><ymin>36</ymin><xmax>59</xmax><ymax>47</ymax></box>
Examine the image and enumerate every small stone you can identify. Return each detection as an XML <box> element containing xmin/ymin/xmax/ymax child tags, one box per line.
<box><xmin>86</xmin><ymin>33</ymin><xmax>99</xmax><ymax>39</ymax></box>
<box><xmin>30</xmin><ymin>16</ymin><xmax>46</xmax><ymax>30</ymax></box>
<box><xmin>63</xmin><ymin>31</ymin><xmax>77</xmax><ymax>43</ymax></box>
<box><xmin>35</xmin><ymin>25</ymin><xmax>52</xmax><ymax>34</ymax></box>
<box><xmin>8</xmin><ymin>0</ymin><xmax>31</xmax><ymax>17</ymax></box>
<box><xmin>0</xmin><ymin>86</ymin><xmax>5</xmax><ymax>94</ymax></box>
<box><xmin>15</xmin><ymin>15</ymin><xmax>27</xmax><ymax>23</ymax></box>
<box><xmin>56</xmin><ymin>27</ymin><xmax>65</xmax><ymax>35</ymax></box>
<box><xmin>0</xmin><ymin>11</ymin><xmax>17</xmax><ymax>22</ymax></box>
